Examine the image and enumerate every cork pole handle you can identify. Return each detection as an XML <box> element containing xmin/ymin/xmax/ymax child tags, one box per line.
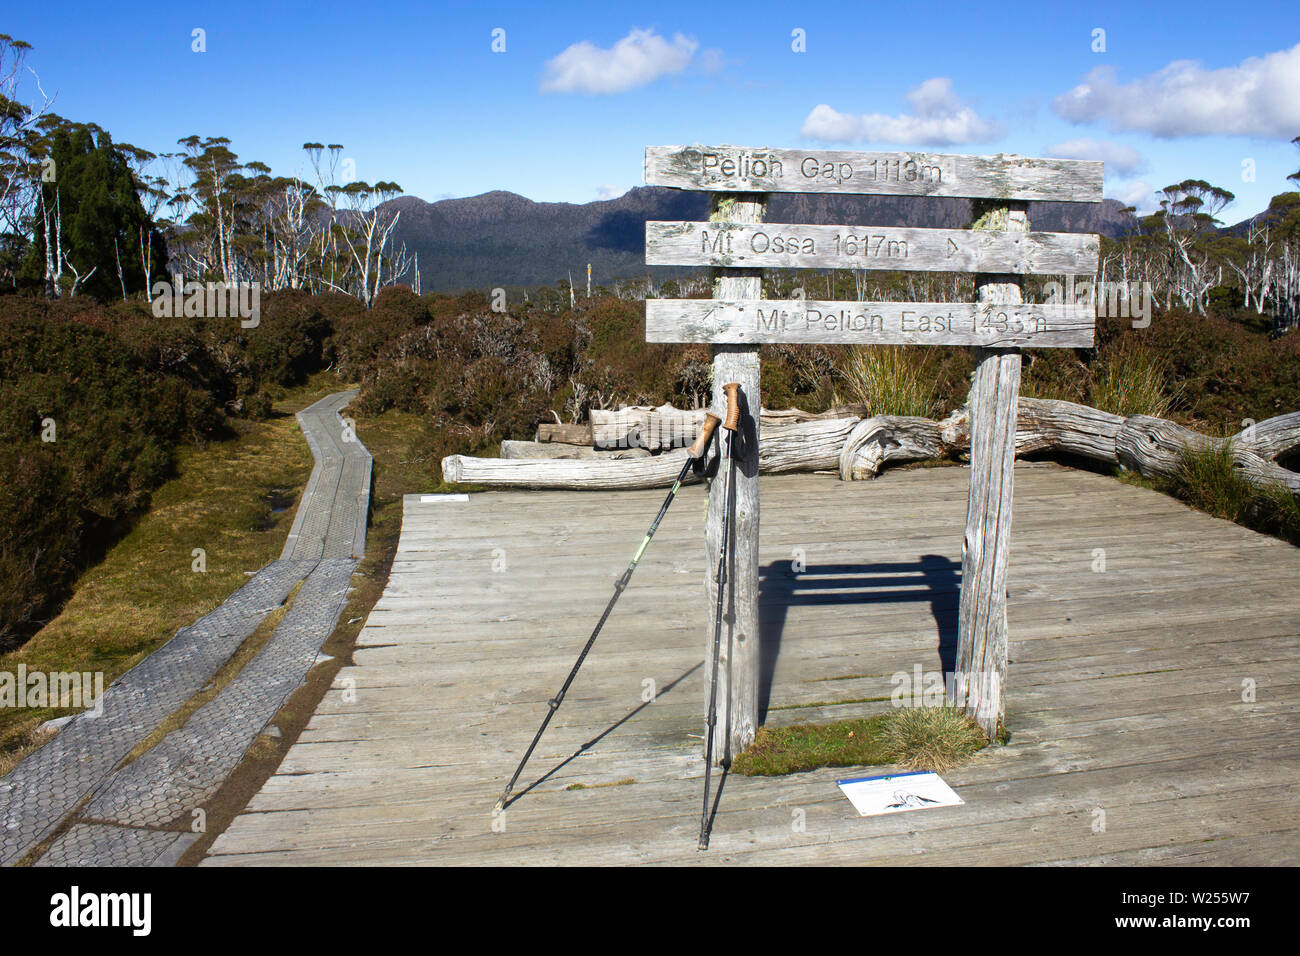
<box><xmin>722</xmin><ymin>382</ymin><xmax>741</xmax><ymax>432</ymax></box>
<box><xmin>688</xmin><ymin>413</ymin><xmax>722</xmax><ymax>458</ymax></box>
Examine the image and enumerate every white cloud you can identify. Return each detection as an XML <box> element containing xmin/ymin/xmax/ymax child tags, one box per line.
<box><xmin>595</xmin><ymin>183</ymin><xmax>624</xmax><ymax>200</ymax></box>
<box><xmin>1046</xmin><ymin>137</ymin><xmax>1145</xmax><ymax>175</ymax></box>
<box><xmin>801</xmin><ymin>78</ymin><xmax>1005</xmax><ymax>146</ymax></box>
<box><xmin>1053</xmin><ymin>42</ymin><xmax>1300</xmax><ymax>138</ymax></box>
<box><xmin>1108</xmin><ymin>180</ymin><xmax>1157</xmax><ymax>213</ymax></box>
<box><xmin>541</xmin><ymin>29</ymin><xmax>698</xmax><ymax>95</ymax></box>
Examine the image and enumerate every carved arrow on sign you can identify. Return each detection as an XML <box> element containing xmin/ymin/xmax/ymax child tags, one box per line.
<box><xmin>947</xmin><ymin>238</ymin><xmax>959</xmax><ymax>257</ymax></box>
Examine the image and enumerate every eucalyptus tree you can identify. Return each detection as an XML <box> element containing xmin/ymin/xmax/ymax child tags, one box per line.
<box><xmin>261</xmin><ymin>173</ymin><xmax>323</xmax><ymax>290</ymax></box>
<box><xmin>303</xmin><ymin>142</ymin><xmax>349</xmax><ymax>293</ymax></box>
<box><xmin>301</xmin><ymin>140</ymin><xmax>405</xmax><ymax>303</ymax></box>
<box><xmin>0</xmin><ymin>33</ymin><xmax>53</xmax><ymax>288</ymax></box>
<box><xmin>1148</xmin><ymin>179</ymin><xmax>1236</xmax><ymax>313</ymax></box>
<box><xmin>330</xmin><ymin>179</ymin><xmax>404</xmax><ymax>304</ymax></box>
<box><xmin>175</xmin><ymin>135</ymin><xmax>246</xmax><ymax>281</ymax></box>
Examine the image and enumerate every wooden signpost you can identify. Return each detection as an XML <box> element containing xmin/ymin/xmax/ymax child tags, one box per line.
<box><xmin>644</xmin><ymin>146</ymin><xmax>1102</xmax><ymax>200</ymax></box>
<box><xmin>645</xmin><ymin>299</ymin><xmax>1096</xmax><ymax>348</ymax></box>
<box><xmin>645</xmin><ymin>220</ymin><xmax>1097</xmax><ymax>274</ymax></box>
<box><xmin>643</xmin><ymin>144</ymin><xmax>1103</xmax><ymax>752</ymax></box>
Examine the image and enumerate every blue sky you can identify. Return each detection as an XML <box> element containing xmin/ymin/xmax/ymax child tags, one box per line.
<box><xmin>7</xmin><ymin>0</ymin><xmax>1299</xmax><ymax>219</ymax></box>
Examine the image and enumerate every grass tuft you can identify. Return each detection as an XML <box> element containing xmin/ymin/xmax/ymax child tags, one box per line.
<box><xmin>836</xmin><ymin>345</ymin><xmax>940</xmax><ymax>418</ymax></box>
<box><xmin>1159</xmin><ymin>442</ymin><xmax>1300</xmax><ymax>544</ymax></box>
<box><xmin>732</xmin><ymin>707</ymin><xmax>988</xmax><ymax>777</ymax></box>
<box><xmin>878</xmin><ymin>705</ymin><xmax>989</xmax><ymax>773</ymax></box>
<box><xmin>1087</xmin><ymin>341</ymin><xmax>1182</xmax><ymax>418</ymax></box>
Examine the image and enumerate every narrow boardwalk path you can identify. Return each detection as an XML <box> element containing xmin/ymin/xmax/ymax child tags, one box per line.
<box><xmin>206</xmin><ymin>463</ymin><xmax>1300</xmax><ymax>866</ymax></box>
<box><xmin>0</xmin><ymin>391</ymin><xmax>370</xmax><ymax>867</ymax></box>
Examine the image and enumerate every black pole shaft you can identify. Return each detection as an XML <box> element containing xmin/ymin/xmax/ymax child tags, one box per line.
<box><xmin>699</xmin><ymin>428</ymin><xmax>736</xmax><ymax>850</ymax></box>
<box><xmin>494</xmin><ymin>452</ymin><xmax>698</xmax><ymax>813</ymax></box>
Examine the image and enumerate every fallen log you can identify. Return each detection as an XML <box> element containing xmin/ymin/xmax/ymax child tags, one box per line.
<box><xmin>536</xmin><ymin>423</ymin><xmax>592</xmax><ymax>445</ymax></box>
<box><xmin>588</xmin><ymin>402</ymin><xmax>873</xmax><ymax>450</ymax></box>
<box><xmin>762</xmin><ymin>404</ymin><xmax>870</xmax><ymax>427</ymax></box>
<box><xmin>444</xmin><ymin>447</ymin><xmax>700</xmax><ymax>490</ymax></box>
<box><xmin>444</xmin><ymin>402</ymin><xmax>1300</xmax><ymax>496</ymax></box>
<box><xmin>1115</xmin><ymin>413</ymin><xmax>1300</xmax><ymax>495</ymax></box>
<box><xmin>760</xmin><ymin>418</ymin><xmax>862</xmax><ymax>473</ymax></box>
<box><xmin>501</xmin><ymin>440</ymin><xmax>650</xmax><ymax>461</ymax></box>
<box><xmin>838</xmin><ymin>414</ymin><xmax>954</xmax><ymax>481</ymax></box>
<box><xmin>1015</xmin><ymin>399</ymin><xmax>1123</xmax><ymax>462</ymax></box>
<box><xmin>590</xmin><ymin>404</ymin><xmax>703</xmax><ymax>451</ymax></box>
<box><xmin>445</xmin><ymin>417</ymin><xmax>864</xmax><ymax>489</ymax></box>
<box><xmin>1247</xmin><ymin>414</ymin><xmax>1300</xmax><ymax>459</ymax></box>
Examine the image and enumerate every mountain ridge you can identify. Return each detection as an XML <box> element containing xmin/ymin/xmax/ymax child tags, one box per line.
<box><xmin>385</xmin><ymin>187</ymin><xmax>1142</xmax><ymax>293</ymax></box>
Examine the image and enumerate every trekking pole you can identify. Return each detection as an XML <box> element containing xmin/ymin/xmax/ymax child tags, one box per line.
<box><xmin>494</xmin><ymin>406</ymin><xmax>726</xmax><ymax>813</ymax></box>
<box><xmin>699</xmin><ymin>382</ymin><xmax>742</xmax><ymax>851</ymax></box>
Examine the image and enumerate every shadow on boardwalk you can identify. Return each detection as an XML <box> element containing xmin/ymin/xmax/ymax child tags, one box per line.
<box><xmin>758</xmin><ymin>556</ymin><xmax>960</xmax><ymax>721</ymax></box>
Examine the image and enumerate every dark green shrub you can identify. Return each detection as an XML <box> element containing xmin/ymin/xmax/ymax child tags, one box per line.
<box><xmin>246</xmin><ymin>291</ymin><xmax>332</xmax><ymax>387</ymax></box>
<box><xmin>0</xmin><ymin>288</ymin><xmax>340</xmax><ymax>648</ymax></box>
<box><xmin>0</xmin><ymin>314</ymin><xmax>205</xmax><ymax>645</ymax></box>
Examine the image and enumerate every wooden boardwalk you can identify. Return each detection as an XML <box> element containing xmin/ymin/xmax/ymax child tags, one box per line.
<box><xmin>204</xmin><ymin>463</ymin><xmax>1300</xmax><ymax>866</ymax></box>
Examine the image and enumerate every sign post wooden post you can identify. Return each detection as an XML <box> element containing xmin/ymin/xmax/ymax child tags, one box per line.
<box><xmin>706</xmin><ymin>193</ymin><xmax>764</xmax><ymax>764</ymax></box>
<box><xmin>643</xmin><ymin>145</ymin><xmax>1102</xmax><ymax>747</ymax></box>
<box><xmin>955</xmin><ymin>200</ymin><xmax>1028</xmax><ymax>738</ymax></box>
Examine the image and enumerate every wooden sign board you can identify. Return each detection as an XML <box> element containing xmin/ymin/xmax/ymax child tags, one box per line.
<box><xmin>646</xmin><ymin>145</ymin><xmax>1103</xmax><ymax>202</ymax></box>
<box><xmin>643</xmin><ymin>141</ymin><xmax>1107</xmax><ymax>750</ymax></box>
<box><xmin>645</xmin><ymin>221</ymin><xmax>1099</xmax><ymax>276</ymax></box>
<box><xmin>646</xmin><ymin>299</ymin><xmax>1094</xmax><ymax>348</ymax></box>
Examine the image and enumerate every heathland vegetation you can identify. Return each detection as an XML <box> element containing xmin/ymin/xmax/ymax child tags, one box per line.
<box><xmin>5</xmin><ymin>286</ymin><xmax>1298</xmax><ymax>650</ymax></box>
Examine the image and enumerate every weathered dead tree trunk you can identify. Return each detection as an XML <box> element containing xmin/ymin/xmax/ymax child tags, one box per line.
<box><xmin>444</xmin><ymin>404</ymin><xmax>1300</xmax><ymax>497</ymax></box>
<box><xmin>536</xmin><ymin>423</ymin><xmax>592</xmax><ymax>445</ymax></box>
<box><xmin>500</xmin><ymin>441</ymin><xmax>650</xmax><ymax>461</ymax></box>
<box><xmin>445</xmin><ymin>417</ymin><xmax>860</xmax><ymax>489</ymax></box>
<box><xmin>591</xmin><ymin>405</ymin><xmax>705</xmax><ymax>451</ymax></box>
<box><xmin>1115</xmin><ymin>415</ymin><xmax>1300</xmax><ymax>495</ymax></box>
<box><xmin>589</xmin><ymin>403</ymin><xmax>871</xmax><ymax>450</ymax></box>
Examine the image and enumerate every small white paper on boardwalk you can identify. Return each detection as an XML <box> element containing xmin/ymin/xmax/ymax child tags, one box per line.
<box><xmin>836</xmin><ymin>771</ymin><xmax>964</xmax><ymax>817</ymax></box>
